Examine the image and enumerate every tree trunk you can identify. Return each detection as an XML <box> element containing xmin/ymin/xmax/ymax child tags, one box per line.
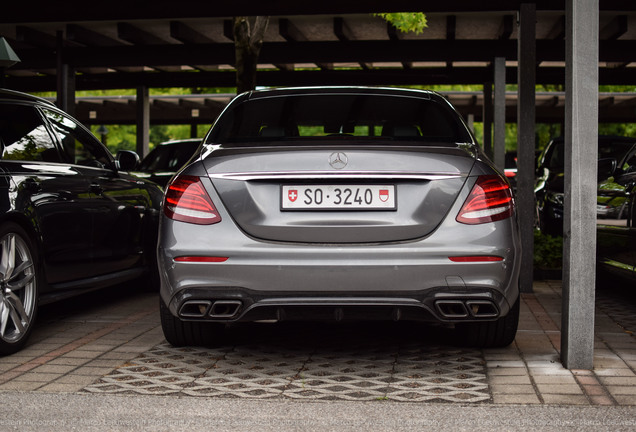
<box><xmin>234</xmin><ymin>16</ymin><xmax>269</xmax><ymax>94</ymax></box>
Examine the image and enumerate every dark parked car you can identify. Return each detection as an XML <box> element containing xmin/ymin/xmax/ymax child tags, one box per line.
<box><xmin>0</xmin><ymin>89</ymin><xmax>163</xmax><ymax>354</ymax></box>
<box><xmin>159</xmin><ymin>86</ymin><xmax>522</xmax><ymax>349</ymax></box>
<box><xmin>535</xmin><ymin>135</ymin><xmax>636</xmax><ymax>236</ymax></box>
<box><xmin>133</xmin><ymin>138</ymin><xmax>201</xmax><ymax>187</ymax></box>
<box><xmin>596</xmin><ymin>143</ymin><xmax>636</xmax><ymax>283</ymax></box>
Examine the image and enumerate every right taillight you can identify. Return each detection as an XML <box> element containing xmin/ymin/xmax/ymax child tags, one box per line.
<box><xmin>164</xmin><ymin>175</ymin><xmax>221</xmax><ymax>225</ymax></box>
<box><xmin>456</xmin><ymin>175</ymin><xmax>514</xmax><ymax>225</ymax></box>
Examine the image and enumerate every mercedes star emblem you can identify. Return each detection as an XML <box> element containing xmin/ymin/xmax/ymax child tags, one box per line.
<box><xmin>329</xmin><ymin>152</ymin><xmax>348</xmax><ymax>169</ymax></box>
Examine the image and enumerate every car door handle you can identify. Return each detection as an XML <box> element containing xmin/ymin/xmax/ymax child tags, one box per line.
<box><xmin>89</xmin><ymin>183</ymin><xmax>104</xmax><ymax>195</ymax></box>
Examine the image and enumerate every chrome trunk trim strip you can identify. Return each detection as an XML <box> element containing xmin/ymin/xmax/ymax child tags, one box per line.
<box><xmin>208</xmin><ymin>171</ymin><xmax>462</xmax><ymax>181</ymax></box>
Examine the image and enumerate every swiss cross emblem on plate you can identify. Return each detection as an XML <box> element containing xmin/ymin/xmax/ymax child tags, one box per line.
<box><xmin>288</xmin><ymin>189</ymin><xmax>298</xmax><ymax>202</ymax></box>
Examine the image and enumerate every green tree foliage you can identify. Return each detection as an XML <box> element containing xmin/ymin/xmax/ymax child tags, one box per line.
<box><xmin>90</xmin><ymin>125</ymin><xmax>136</xmax><ymax>153</ymax></box>
<box><xmin>599</xmin><ymin>123</ymin><xmax>636</xmax><ymax>137</ymax></box>
<box><xmin>90</xmin><ymin>124</ymin><xmax>210</xmax><ymax>155</ymax></box>
<box><xmin>375</xmin><ymin>13</ymin><xmax>428</xmax><ymax>34</ymax></box>
<box><xmin>534</xmin><ymin>231</ymin><xmax>563</xmax><ymax>269</ymax></box>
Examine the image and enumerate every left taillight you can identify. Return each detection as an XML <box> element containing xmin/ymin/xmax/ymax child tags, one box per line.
<box><xmin>456</xmin><ymin>175</ymin><xmax>514</xmax><ymax>225</ymax></box>
<box><xmin>164</xmin><ymin>175</ymin><xmax>221</xmax><ymax>225</ymax></box>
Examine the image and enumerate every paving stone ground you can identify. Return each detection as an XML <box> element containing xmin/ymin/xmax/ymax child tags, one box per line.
<box><xmin>0</xmin><ymin>280</ymin><xmax>635</xmax><ymax>406</ymax></box>
<box><xmin>84</xmin><ymin>323</ymin><xmax>491</xmax><ymax>402</ymax></box>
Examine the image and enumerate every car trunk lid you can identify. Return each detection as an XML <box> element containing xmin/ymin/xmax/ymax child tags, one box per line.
<box><xmin>203</xmin><ymin>144</ymin><xmax>475</xmax><ymax>243</ymax></box>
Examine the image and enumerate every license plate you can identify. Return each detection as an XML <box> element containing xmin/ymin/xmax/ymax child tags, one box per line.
<box><xmin>281</xmin><ymin>185</ymin><xmax>396</xmax><ymax>210</ymax></box>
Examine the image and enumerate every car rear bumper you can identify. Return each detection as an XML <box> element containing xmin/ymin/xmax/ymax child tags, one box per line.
<box><xmin>158</xmin><ymin>193</ymin><xmax>522</xmax><ymax>325</ymax></box>
<box><xmin>165</xmin><ymin>285</ymin><xmax>514</xmax><ymax>324</ymax></box>
<box><xmin>158</xmin><ymin>238</ymin><xmax>521</xmax><ymax>324</ymax></box>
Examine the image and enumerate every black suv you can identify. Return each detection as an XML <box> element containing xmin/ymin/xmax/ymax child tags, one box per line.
<box><xmin>535</xmin><ymin>135</ymin><xmax>636</xmax><ymax>284</ymax></box>
<box><xmin>0</xmin><ymin>89</ymin><xmax>163</xmax><ymax>354</ymax></box>
<box><xmin>535</xmin><ymin>135</ymin><xmax>636</xmax><ymax>236</ymax></box>
<box><xmin>133</xmin><ymin>138</ymin><xmax>201</xmax><ymax>187</ymax></box>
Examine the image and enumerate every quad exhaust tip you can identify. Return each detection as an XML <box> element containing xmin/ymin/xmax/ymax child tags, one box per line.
<box><xmin>178</xmin><ymin>298</ymin><xmax>497</xmax><ymax>321</ymax></box>
<box><xmin>179</xmin><ymin>300</ymin><xmax>242</xmax><ymax>319</ymax></box>
<box><xmin>435</xmin><ymin>299</ymin><xmax>499</xmax><ymax>319</ymax></box>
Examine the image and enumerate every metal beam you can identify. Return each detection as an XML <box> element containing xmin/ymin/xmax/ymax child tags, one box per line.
<box><xmin>136</xmin><ymin>86</ymin><xmax>150</xmax><ymax>157</ymax></box>
<box><xmin>517</xmin><ymin>4</ymin><xmax>536</xmax><ymax>295</ymax></box>
<box><xmin>483</xmin><ymin>82</ymin><xmax>493</xmax><ymax>158</ymax></box>
<box><xmin>46</xmin><ymin>90</ymin><xmax>636</xmax><ymax>127</ymax></box>
<box><xmin>11</xmin><ymin>38</ymin><xmax>636</xmax><ymax>72</ymax></box>
<box><xmin>9</xmin><ymin>40</ymin><xmax>518</xmax><ymax>70</ymax></box>
<box><xmin>493</xmin><ymin>57</ymin><xmax>506</xmax><ymax>171</ymax></box>
<box><xmin>11</xmin><ymin>65</ymin><xmax>636</xmax><ymax>93</ymax></box>
<box><xmin>55</xmin><ymin>31</ymin><xmax>75</xmax><ymax>116</ymax></box>
<box><xmin>3</xmin><ymin>1</ymin><xmax>634</xmax><ymax>24</ymax></box>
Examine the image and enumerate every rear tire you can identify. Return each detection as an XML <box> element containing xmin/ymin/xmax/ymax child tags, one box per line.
<box><xmin>160</xmin><ymin>298</ymin><xmax>223</xmax><ymax>347</ymax></box>
<box><xmin>0</xmin><ymin>223</ymin><xmax>39</xmax><ymax>356</ymax></box>
<box><xmin>457</xmin><ymin>297</ymin><xmax>520</xmax><ymax>348</ymax></box>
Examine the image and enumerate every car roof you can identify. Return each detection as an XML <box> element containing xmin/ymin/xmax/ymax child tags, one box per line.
<box><xmin>158</xmin><ymin>138</ymin><xmax>202</xmax><ymax>146</ymax></box>
<box><xmin>549</xmin><ymin>135</ymin><xmax>636</xmax><ymax>143</ymax></box>
<box><xmin>0</xmin><ymin>88</ymin><xmax>56</xmax><ymax>106</ymax></box>
<box><xmin>243</xmin><ymin>86</ymin><xmax>440</xmax><ymax>101</ymax></box>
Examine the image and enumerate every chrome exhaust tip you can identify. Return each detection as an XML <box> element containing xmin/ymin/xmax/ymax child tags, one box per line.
<box><xmin>179</xmin><ymin>300</ymin><xmax>212</xmax><ymax>318</ymax></box>
<box><xmin>435</xmin><ymin>300</ymin><xmax>469</xmax><ymax>318</ymax></box>
<box><xmin>209</xmin><ymin>300</ymin><xmax>242</xmax><ymax>318</ymax></box>
<box><xmin>435</xmin><ymin>299</ymin><xmax>500</xmax><ymax>319</ymax></box>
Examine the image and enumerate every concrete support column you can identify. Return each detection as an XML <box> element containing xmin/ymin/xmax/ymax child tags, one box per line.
<box><xmin>561</xmin><ymin>0</ymin><xmax>599</xmax><ymax>370</ymax></box>
<box><xmin>493</xmin><ymin>57</ymin><xmax>506</xmax><ymax>171</ymax></box>
<box><xmin>516</xmin><ymin>4</ymin><xmax>536</xmax><ymax>294</ymax></box>
<box><xmin>136</xmin><ymin>86</ymin><xmax>150</xmax><ymax>158</ymax></box>
<box><xmin>482</xmin><ymin>82</ymin><xmax>493</xmax><ymax>158</ymax></box>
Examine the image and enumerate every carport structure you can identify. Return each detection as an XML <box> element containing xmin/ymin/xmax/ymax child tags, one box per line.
<box><xmin>1</xmin><ymin>0</ymin><xmax>632</xmax><ymax>369</ymax></box>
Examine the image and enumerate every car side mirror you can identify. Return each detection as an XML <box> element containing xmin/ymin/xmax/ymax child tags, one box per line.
<box><xmin>597</xmin><ymin>158</ymin><xmax>616</xmax><ymax>181</ymax></box>
<box><xmin>116</xmin><ymin>150</ymin><xmax>140</xmax><ymax>171</ymax></box>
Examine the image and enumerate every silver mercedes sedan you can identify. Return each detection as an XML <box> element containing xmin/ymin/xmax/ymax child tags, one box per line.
<box><xmin>158</xmin><ymin>87</ymin><xmax>521</xmax><ymax>348</ymax></box>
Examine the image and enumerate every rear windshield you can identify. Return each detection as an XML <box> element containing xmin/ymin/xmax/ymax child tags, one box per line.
<box><xmin>207</xmin><ymin>93</ymin><xmax>473</xmax><ymax>145</ymax></box>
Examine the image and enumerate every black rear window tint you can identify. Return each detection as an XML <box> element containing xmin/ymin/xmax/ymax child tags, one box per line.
<box><xmin>207</xmin><ymin>94</ymin><xmax>473</xmax><ymax>144</ymax></box>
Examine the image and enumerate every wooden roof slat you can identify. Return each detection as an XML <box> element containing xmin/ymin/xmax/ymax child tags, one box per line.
<box><xmin>498</xmin><ymin>15</ymin><xmax>514</xmax><ymax>40</ymax></box>
<box><xmin>117</xmin><ymin>22</ymin><xmax>168</xmax><ymax>45</ymax></box>
<box><xmin>66</xmin><ymin>24</ymin><xmax>123</xmax><ymax>47</ymax></box>
<box><xmin>3</xmin><ymin>10</ymin><xmax>636</xmax><ymax>92</ymax></box>
<box><xmin>600</xmin><ymin>15</ymin><xmax>628</xmax><ymax>40</ymax></box>
<box><xmin>170</xmin><ymin>21</ymin><xmax>215</xmax><ymax>44</ymax></box>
